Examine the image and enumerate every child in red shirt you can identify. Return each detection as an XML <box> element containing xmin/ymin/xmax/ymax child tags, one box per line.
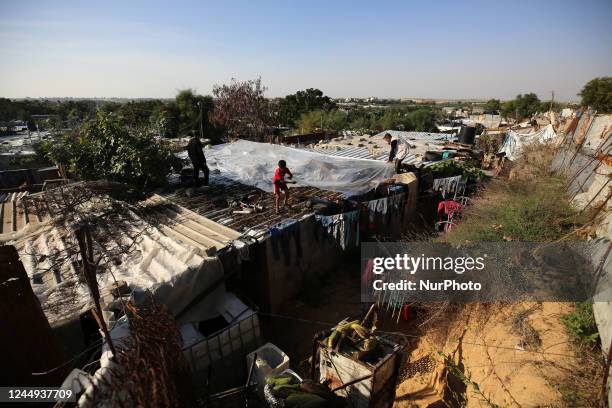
<box><xmin>273</xmin><ymin>160</ymin><xmax>293</xmax><ymax>213</ymax></box>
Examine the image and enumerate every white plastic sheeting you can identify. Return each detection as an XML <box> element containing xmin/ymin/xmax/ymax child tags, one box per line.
<box><xmin>498</xmin><ymin>124</ymin><xmax>559</xmax><ymax>161</ymax></box>
<box><xmin>202</xmin><ymin>140</ymin><xmax>395</xmax><ymax>196</ymax></box>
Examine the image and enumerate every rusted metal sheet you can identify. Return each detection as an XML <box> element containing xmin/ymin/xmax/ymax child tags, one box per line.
<box><xmin>597</xmin><ymin>152</ymin><xmax>612</xmax><ymax>167</ymax></box>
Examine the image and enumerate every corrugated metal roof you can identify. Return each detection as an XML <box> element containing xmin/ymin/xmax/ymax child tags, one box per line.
<box><xmin>304</xmin><ymin>145</ymin><xmax>417</xmax><ymax>165</ymax></box>
<box><xmin>311</xmin><ymin>145</ymin><xmax>373</xmax><ymax>159</ymax></box>
<box><xmin>372</xmin><ymin>130</ymin><xmax>457</xmax><ymax>141</ymax></box>
<box><xmin>162</xmin><ymin>172</ymin><xmax>345</xmax><ymax>234</ymax></box>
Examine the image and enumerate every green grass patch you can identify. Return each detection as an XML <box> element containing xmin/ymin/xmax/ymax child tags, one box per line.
<box><xmin>561</xmin><ymin>301</ymin><xmax>600</xmax><ymax>347</ymax></box>
<box><xmin>438</xmin><ymin>174</ymin><xmax>585</xmax><ymax>243</ymax></box>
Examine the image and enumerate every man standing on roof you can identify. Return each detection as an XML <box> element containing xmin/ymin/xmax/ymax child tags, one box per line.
<box><xmin>187</xmin><ymin>132</ymin><xmax>209</xmax><ymax>186</ymax></box>
<box><xmin>273</xmin><ymin>159</ymin><xmax>293</xmax><ymax>213</ymax></box>
<box><xmin>383</xmin><ymin>132</ymin><xmax>410</xmax><ymax>173</ymax></box>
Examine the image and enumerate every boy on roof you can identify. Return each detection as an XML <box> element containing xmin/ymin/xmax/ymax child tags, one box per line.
<box><xmin>273</xmin><ymin>160</ymin><xmax>293</xmax><ymax>213</ymax></box>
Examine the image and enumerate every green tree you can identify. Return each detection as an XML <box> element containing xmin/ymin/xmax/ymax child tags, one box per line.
<box><xmin>500</xmin><ymin>100</ymin><xmax>515</xmax><ymax>119</ymax></box>
<box><xmin>47</xmin><ymin>112</ymin><xmax>175</xmax><ymax>189</ymax></box>
<box><xmin>516</xmin><ymin>93</ymin><xmax>540</xmax><ymax>118</ymax></box>
<box><xmin>500</xmin><ymin>93</ymin><xmax>541</xmax><ymax>120</ymax></box>
<box><xmin>150</xmin><ymin>103</ymin><xmax>180</xmax><ymax>138</ymax></box>
<box><xmin>175</xmin><ymin>89</ymin><xmax>215</xmax><ymax>136</ymax></box>
<box><xmin>323</xmin><ymin>110</ymin><xmax>349</xmax><ymax>131</ymax></box>
<box><xmin>98</xmin><ymin>101</ymin><xmax>121</xmax><ymax>114</ymax></box>
<box><xmin>377</xmin><ymin>111</ymin><xmax>401</xmax><ymax>130</ymax></box>
<box><xmin>277</xmin><ymin>88</ymin><xmax>336</xmax><ymax>126</ymax></box>
<box><xmin>0</xmin><ymin>98</ymin><xmax>20</xmax><ymax>121</ymax></box>
<box><xmin>407</xmin><ymin>109</ymin><xmax>439</xmax><ymax>132</ymax></box>
<box><xmin>116</xmin><ymin>100</ymin><xmax>162</xmax><ymax>128</ymax></box>
<box><xmin>349</xmin><ymin>115</ymin><xmax>370</xmax><ymax>131</ymax></box>
<box><xmin>538</xmin><ymin>100</ymin><xmax>562</xmax><ymax>113</ymax></box>
<box><xmin>579</xmin><ymin>77</ymin><xmax>612</xmax><ymax>113</ymax></box>
<box><xmin>484</xmin><ymin>99</ymin><xmax>501</xmax><ymax>113</ymax></box>
<box><xmin>297</xmin><ymin>110</ymin><xmax>323</xmax><ymax>133</ymax></box>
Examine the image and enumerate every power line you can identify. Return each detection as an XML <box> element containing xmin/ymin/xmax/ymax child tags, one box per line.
<box><xmin>31</xmin><ymin>338</ymin><xmax>104</xmax><ymax>376</ymax></box>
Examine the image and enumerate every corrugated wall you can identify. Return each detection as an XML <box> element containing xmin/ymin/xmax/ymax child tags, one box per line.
<box><xmin>552</xmin><ymin>111</ymin><xmax>612</xmax><ymax>405</ymax></box>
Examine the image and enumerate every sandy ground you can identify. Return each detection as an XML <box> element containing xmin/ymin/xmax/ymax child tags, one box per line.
<box><xmin>261</xmin><ymin>264</ymin><xmax>591</xmax><ymax>407</ymax></box>
<box><xmin>394</xmin><ymin>302</ymin><xmax>593</xmax><ymax>408</ymax></box>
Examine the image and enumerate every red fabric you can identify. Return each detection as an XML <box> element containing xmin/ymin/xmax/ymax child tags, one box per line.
<box><xmin>274</xmin><ymin>182</ymin><xmax>288</xmax><ymax>195</ymax></box>
<box><xmin>403</xmin><ymin>304</ymin><xmax>410</xmax><ymax>321</ymax></box>
<box><xmin>437</xmin><ymin>200</ymin><xmax>463</xmax><ymax>219</ymax></box>
<box><xmin>362</xmin><ymin>259</ymin><xmax>374</xmax><ymax>287</ymax></box>
<box><xmin>273</xmin><ymin>167</ymin><xmax>292</xmax><ymax>194</ymax></box>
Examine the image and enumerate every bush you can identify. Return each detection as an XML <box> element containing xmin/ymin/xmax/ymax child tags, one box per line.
<box><xmin>439</xmin><ymin>175</ymin><xmax>583</xmax><ymax>242</ymax></box>
<box><xmin>47</xmin><ymin>112</ymin><xmax>175</xmax><ymax>189</ymax></box>
<box><xmin>439</xmin><ymin>145</ymin><xmax>585</xmax><ymax>243</ymax></box>
<box><xmin>561</xmin><ymin>301</ymin><xmax>600</xmax><ymax>347</ymax></box>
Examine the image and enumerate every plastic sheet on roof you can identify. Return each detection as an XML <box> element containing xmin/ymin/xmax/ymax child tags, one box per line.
<box><xmin>202</xmin><ymin>140</ymin><xmax>395</xmax><ymax>197</ymax></box>
<box><xmin>498</xmin><ymin>124</ymin><xmax>559</xmax><ymax>161</ymax></box>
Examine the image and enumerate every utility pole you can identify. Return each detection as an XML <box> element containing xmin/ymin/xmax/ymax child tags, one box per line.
<box><xmin>549</xmin><ymin>90</ymin><xmax>555</xmax><ymax>112</ymax></box>
<box><xmin>198</xmin><ymin>101</ymin><xmax>204</xmax><ymax>139</ymax></box>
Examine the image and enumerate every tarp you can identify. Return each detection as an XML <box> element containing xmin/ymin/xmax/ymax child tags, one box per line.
<box><xmin>201</xmin><ymin>140</ymin><xmax>395</xmax><ymax>197</ymax></box>
<box><xmin>498</xmin><ymin>124</ymin><xmax>558</xmax><ymax>161</ymax></box>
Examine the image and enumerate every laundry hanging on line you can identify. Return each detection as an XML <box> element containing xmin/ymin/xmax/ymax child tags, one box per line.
<box><xmin>315</xmin><ymin>210</ymin><xmax>360</xmax><ymax>250</ymax></box>
<box><xmin>269</xmin><ymin>219</ymin><xmax>303</xmax><ymax>265</ymax></box>
<box><xmin>362</xmin><ymin>192</ymin><xmax>407</xmax><ymax>227</ymax></box>
<box><xmin>432</xmin><ymin>175</ymin><xmax>463</xmax><ymax>197</ymax></box>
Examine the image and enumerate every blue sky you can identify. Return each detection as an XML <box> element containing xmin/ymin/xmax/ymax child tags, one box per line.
<box><xmin>0</xmin><ymin>0</ymin><xmax>610</xmax><ymax>101</ymax></box>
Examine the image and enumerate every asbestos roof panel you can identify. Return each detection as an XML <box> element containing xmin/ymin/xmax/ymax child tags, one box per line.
<box><xmin>7</xmin><ymin>184</ymin><xmax>235</xmax><ymax>324</ymax></box>
<box><xmin>138</xmin><ymin>194</ymin><xmax>242</xmax><ymax>250</ymax></box>
<box><xmin>0</xmin><ymin>191</ymin><xmax>50</xmax><ymax>238</ymax></box>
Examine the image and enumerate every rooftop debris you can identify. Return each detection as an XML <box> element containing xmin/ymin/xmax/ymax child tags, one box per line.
<box><xmin>164</xmin><ymin>172</ymin><xmax>347</xmax><ymax>233</ymax></box>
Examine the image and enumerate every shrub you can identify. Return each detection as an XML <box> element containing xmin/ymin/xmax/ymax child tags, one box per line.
<box><xmin>561</xmin><ymin>301</ymin><xmax>600</xmax><ymax>347</ymax></box>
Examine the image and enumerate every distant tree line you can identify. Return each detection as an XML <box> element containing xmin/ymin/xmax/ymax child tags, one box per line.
<box><xmin>293</xmin><ymin>107</ymin><xmax>441</xmax><ymax>134</ymax></box>
<box><xmin>5</xmin><ymin>76</ymin><xmax>611</xmax><ymax>187</ymax></box>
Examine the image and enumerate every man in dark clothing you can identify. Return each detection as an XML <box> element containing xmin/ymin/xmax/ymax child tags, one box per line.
<box><xmin>187</xmin><ymin>135</ymin><xmax>209</xmax><ymax>186</ymax></box>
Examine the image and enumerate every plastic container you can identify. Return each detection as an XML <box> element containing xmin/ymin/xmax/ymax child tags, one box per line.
<box><xmin>246</xmin><ymin>343</ymin><xmax>290</xmax><ymax>390</ymax></box>
<box><xmin>458</xmin><ymin>126</ymin><xmax>476</xmax><ymax>145</ymax></box>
